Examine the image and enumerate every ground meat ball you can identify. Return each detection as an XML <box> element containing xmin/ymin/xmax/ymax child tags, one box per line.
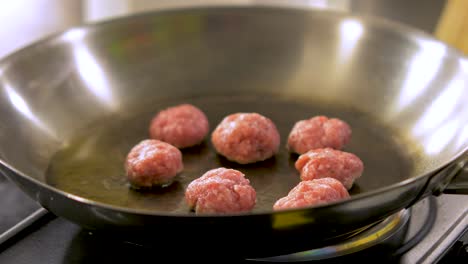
<box><xmin>185</xmin><ymin>168</ymin><xmax>256</xmax><ymax>214</ymax></box>
<box><xmin>125</xmin><ymin>139</ymin><xmax>183</xmax><ymax>188</ymax></box>
<box><xmin>149</xmin><ymin>104</ymin><xmax>209</xmax><ymax>148</ymax></box>
<box><xmin>295</xmin><ymin>148</ymin><xmax>363</xmax><ymax>190</ymax></box>
<box><xmin>273</xmin><ymin>178</ymin><xmax>350</xmax><ymax>210</ymax></box>
<box><xmin>211</xmin><ymin>113</ymin><xmax>280</xmax><ymax>164</ymax></box>
<box><xmin>287</xmin><ymin>116</ymin><xmax>351</xmax><ymax>154</ymax></box>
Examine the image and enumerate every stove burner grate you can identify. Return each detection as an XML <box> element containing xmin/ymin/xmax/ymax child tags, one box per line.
<box><xmin>250</xmin><ymin>196</ymin><xmax>437</xmax><ymax>262</ymax></box>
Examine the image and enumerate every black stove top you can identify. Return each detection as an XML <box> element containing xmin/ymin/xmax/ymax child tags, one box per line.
<box><xmin>0</xmin><ymin>173</ymin><xmax>466</xmax><ymax>263</ymax></box>
<box><xmin>0</xmin><ymin>176</ymin><xmax>40</xmax><ymax>235</ymax></box>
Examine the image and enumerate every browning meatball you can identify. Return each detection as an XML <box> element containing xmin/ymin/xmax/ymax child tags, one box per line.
<box><xmin>149</xmin><ymin>104</ymin><xmax>209</xmax><ymax>148</ymax></box>
<box><xmin>125</xmin><ymin>139</ymin><xmax>183</xmax><ymax>188</ymax></box>
<box><xmin>211</xmin><ymin>113</ymin><xmax>280</xmax><ymax>164</ymax></box>
<box><xmin>287</xmin><ymin>115</ymin><xmax>351</xmax><ymax>154</ymax></box>
<box><xmin>185</xmin><ymin>168</ymin><xmax>256</xmax><ymax>214</ymax></box>
<box><xmin>273</xmin><ymin>178</ymin><xmax>350</xmax><ymax>210</ymax></box>
<box><xmin>295</xmin><ymin>148</ymin><xmax>363</xmax><ymax>190</ymax></box>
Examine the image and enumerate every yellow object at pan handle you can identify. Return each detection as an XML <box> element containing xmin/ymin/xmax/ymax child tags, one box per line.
<box><xmin>435</xmin><ymin>0</ymin><xmax>468</xmax><ymax>55</ymax></box>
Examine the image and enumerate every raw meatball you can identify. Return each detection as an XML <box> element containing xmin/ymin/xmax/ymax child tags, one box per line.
<box><xmin>125</xmin><ymin>139</ymin><xmax>183</xmax><ymax>188</ymax></box>
<box><xmin>287</xmin><ymin>115</ymin><xmax>351</xmax><ymax>154</ymax></box>
<box><xmin>273</xmin><ymin>178</ymin><xmax>350</xmax><ymax>210</ymax></box>
<box><xmin>295</xmin><ymin>148</ymin><xmax>363</xmax><ymax>190</ymax></box>
<box><xmin>211</xmin><ymin>113</ymin><xmax>280</xmax><ymax>164</ymax></box>
<box><xmin>149</xmin><ymin>104</ymin><xmax>209</xmax><ymax>148</ymax></box>
<box><xmin>185</xmin><ymin>168</ymin><xmax>256</xmax><ymax>214</ymax></box>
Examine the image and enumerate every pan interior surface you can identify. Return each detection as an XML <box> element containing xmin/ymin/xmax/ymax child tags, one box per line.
<box><xmin>45</xmin><ymin>95</ymin><xmax>416</xmax><ymax>214</ymax></box>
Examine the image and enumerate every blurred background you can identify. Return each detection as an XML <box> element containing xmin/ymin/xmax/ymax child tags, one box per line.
<box><xmin>3</xmin><ymin>0</ymin><xmax>467</xmax><ymax>60</ymax></box>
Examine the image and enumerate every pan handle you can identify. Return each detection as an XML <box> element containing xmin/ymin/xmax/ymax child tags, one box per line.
<box><xmin>441</xmin><ymin>157</ymin><xmax>468</xmax><ymax>194</ymax></box>
<box><xmin>432</xmin><ymin>153</ymin><xmax>468</xmax><ymax>195</ymax></box>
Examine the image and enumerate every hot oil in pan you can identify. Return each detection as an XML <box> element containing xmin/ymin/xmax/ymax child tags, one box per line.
<box><xmin>46</xmin><ymin>95</ymin><xmax>415</xmax><ymax>214</ymax></box>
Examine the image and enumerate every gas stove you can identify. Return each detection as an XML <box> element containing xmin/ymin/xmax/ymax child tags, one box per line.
<box><xmin>0</xmin><ymin>173</ymin><xmax>466</xmax><ymax>263</ymax></box>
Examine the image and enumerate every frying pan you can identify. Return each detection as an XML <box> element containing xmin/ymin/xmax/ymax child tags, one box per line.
<box><xmin>0</xmin><ymin>5</ymin><xmax>467</xmax><ymax>258</ymax></box>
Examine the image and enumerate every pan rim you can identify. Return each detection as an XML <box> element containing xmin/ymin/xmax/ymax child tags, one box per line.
<box><xmin>0</xmin><ymin>4</ymin><xmax>467</xmax><ymax>218</ymax></box>
<box><xmin>0</xmin><ymin>148</ymin><xmax>466</xmax><ymax>218</ymax></box>
<box><xmin>0</xmin><ymin>4</ymin><xmax>467</xmax><ymax>67</ymax></box>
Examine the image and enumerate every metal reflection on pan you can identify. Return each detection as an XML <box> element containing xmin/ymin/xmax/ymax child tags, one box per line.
<box><xmin>4</xmin><ymin>83</ymin><xmax>57</xmax><ymax>138</ymax></box>
<box><xmin>73</xmin><ymin>44</ymin><xmax>119</xmax><ymax>111</ymax></box>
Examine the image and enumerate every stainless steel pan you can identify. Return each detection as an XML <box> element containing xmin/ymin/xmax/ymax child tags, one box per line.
<box><xmin>0</xmin><ymin>6</ymin><xmax>467</xmax><ymax>258</ymax></box>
